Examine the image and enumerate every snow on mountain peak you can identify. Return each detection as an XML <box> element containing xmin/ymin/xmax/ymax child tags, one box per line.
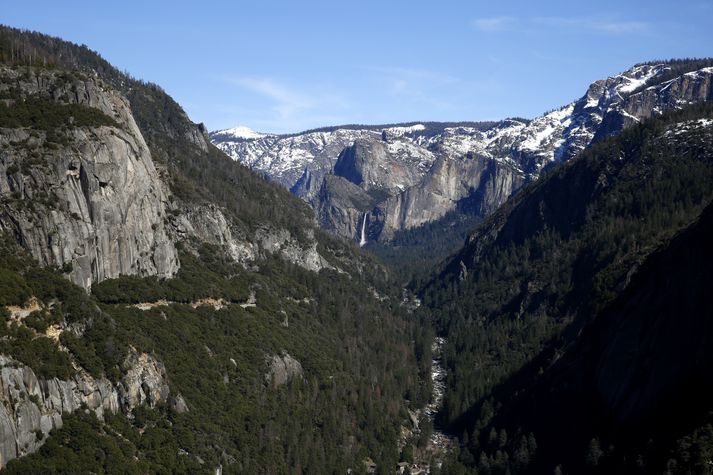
<box><xmin>217</xmin><ymin>126</ymin><xmax>267</xmax><ymax>140</ymax></box>
<box><xmin>383</xmin><ymin>124</ymin><xmax>426</xmax><ymax>136</ymax></box>
<box><xmin>210</xmin><ymin>62</ymin><xmax>713</xmax><ymax>203</ymax></box>
<box><xmin>616</xmin><ymin>64</ymin><xmax>666</xmax><ymax>94</ymax></box>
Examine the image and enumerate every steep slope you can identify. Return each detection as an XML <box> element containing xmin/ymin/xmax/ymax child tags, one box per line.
<box><xmin>0</xmin><ymin>26</ymin><xmax>428</xmax><ymax>472</ymax></box>
<box><xmin>492</xmin><ymin>199</ymin><xmax>713</xmax><ymax>473</ymax></box>
<box><xmin>0</xmin><ymin>67</ymin><xmax>178</xmax><ymax>290</ymax></box>
<box><xmin>420</xmin><ymin>102</ymin><xmax>713</xmax><ymax>473</ymax></box>
<box><xmin>213</xmin><ymin>60</ymin><xmax>713</xmax><ymax>246</ymax></box>
<box><xmin>0</xmin><ymin>27</ymin><xmax>340</xmax><ymax>290</ymax></box>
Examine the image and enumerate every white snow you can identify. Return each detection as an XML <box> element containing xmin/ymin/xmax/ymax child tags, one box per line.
<box><xmin>217</xmin><ymin>126</ymin><xmax>266</xmax><ymax>140</ymax></box>
<box><xmin>618</xmin><ymin>109</ymin><xmax>641</xmax><ymax>122</ymax></box>
<box><xmin>209</xmin><ymin>63</ymin><xmax>713</xmax><ymax>204</ymax></box>
<box><xmin>585</xmin><ymin>95</ymin><xmax>600</xmax><ymax>109</ymax></box>
<box><xmin>384</xmin><ymin>124</ymin><xmax>426</xmax><ymax>136</ymax></box>
<box><xmin>667</xmin><ymin>118</ymin><xmax>713</xmax><ymax>136</ymax></box>
<box><xmin>518</xmin><ymin>104</ymin><xmax>575</xmax><ymax>153</ymax></box>
<box><xmin>684</xmin><ymin>66</ymin><xmax>713</xmax><ymax>78</ymax></box>
<box><xmin>617</xmin><ymin>65</ymin><xmax>663</xmax><ymax>94</ymax></box>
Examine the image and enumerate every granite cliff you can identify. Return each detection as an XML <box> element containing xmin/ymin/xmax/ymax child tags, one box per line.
<box><xmin>0</xmin><ymin>67</ymin><xmax>178</xmax><ymax>290</ymax></box>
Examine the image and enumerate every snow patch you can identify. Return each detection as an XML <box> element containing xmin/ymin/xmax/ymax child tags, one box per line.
<box><xmin>384</xmin><ymin>124</ymin><xmax>426</xmax><ymax>136</ymax></box>
<box><xmin>615</xmin><ymin>64</ymin><xmax>665</xmax><ymax>94</ymax></box>
<box><xmin>667</xmin><ymin>118</ymin><xmax>713</xmax><ymax>136</ymax></box>
<box><xmin>217</xmin><ymin>126</ymin><xmax>266</xmax><ymax>140</ymax></box>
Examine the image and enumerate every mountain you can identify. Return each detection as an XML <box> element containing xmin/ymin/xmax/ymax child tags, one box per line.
<box><xmin>212</xmin><ymin>60</ymin><xmax>713</xmax><ymax>246</ymax></box>
<box><xmin>420</xmin><ymin>101</ymin><xmax>713</xmax><ymax>473</ymax></box>
<box><xmin>3</xmin><ymin>23</ymin><xmax>713</xmax><ymax>474</ymax></box>
<box><xmin>0</xmin><ymin>26</ymin><xmax>428</xmax><ymax>472</ymax></box>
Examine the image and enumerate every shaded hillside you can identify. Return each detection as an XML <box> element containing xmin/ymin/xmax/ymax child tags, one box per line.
<box><xmin>490</xmin><ymin>198</ymin><xmax>713</xmax><ymax>473</ymax></box>
<box><xmin>421</xmin><ymin>102</ymin><xmax>713</xmax><ymax>473</ymax></box>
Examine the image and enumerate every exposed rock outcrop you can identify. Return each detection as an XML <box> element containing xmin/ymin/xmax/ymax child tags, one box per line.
<box><xmin>0</xmin><ymin>66</ymin><xmax>339</xmax><ymax>291</ymax></box>
<box><xmin>255</xmin><ymin>227</ymin><xmax>333</xmax><ymax>272</ymax></box>
<box><xmin>0</xmin><ymin>348</ymin><xmax>181</xmax><ymax>467</ymax></box>
<box><xmin>334</xmin><ymin>139</ymin><xmax>432</xmax><ymax>193</ymax></box>
<box><xmin>0</xmin><ymin>67</ymin><xmax>179</xmax><ymax>290</ymax></box>
<box><xmin>380</xmin><ymin>154</ymin><xmax>524</xmax><ymax>239</ymax></box>
<box><xmin>168</xmin><ymin>204</ymin><xmax>258</xmax><ymax>265</ymax></box>
<box><xmin>264</xmin><ymin>352</ymin><xmax>304</xmax><ymax>388</ymax></box>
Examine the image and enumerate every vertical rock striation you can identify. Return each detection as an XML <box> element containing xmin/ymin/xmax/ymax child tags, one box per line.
<box><xmin>0</xmin><ymin>67</ymin><xmax>178</xmax><ymax>290</ymax></box>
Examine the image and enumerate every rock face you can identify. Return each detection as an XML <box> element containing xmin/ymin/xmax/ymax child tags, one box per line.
<box><xmin>166</xmin><ymin>203</ymin><xmax>334</xmax><ymax>272</ymax></box>
<box><xmin>255</xmin><ymin>227</ymin><xmax>333</xmax><ymax>272</ymax></box>
<box><xmin>212</xmin><ymin>62</ymin><xmax>713</xmax><ymax>244</ymax></box>
<box><xmin>209</xmin><ymin>127</ymin><xmax>393</xmax><ymax>199</ymax></box>
<box><xmin>264</xmin><ymin>352</ymin><xmax>304</xmax><ymax>388</ymax></box>
<box><xmin>0</xmin><ymin>66</ymin><xmax>336</xmax><ymax>289</ymax></box>
<box><xmin>169</xmin><ymin>204</ymin><xmax>258</xmax><ymax>265</ymax></box>
<box><xmin>0</xmin><ymin>67</ymin><xmax>179</xmax><ymax>290</ymax></box>
<box><xmin>0</xmin><ymin>348</ymin><xmax>177</xmax><ymax>467</ymax></box>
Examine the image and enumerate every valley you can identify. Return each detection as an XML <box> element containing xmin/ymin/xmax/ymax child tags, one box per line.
<box><xmin>0</xmin><ymin>18</ymin><xmax>711</xmax><ymax>475</ymax></box>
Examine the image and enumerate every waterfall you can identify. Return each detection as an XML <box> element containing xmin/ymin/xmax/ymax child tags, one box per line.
<box><xmin>359</xmin><ymin>213</ymin><xmax>368</xmax><ymax>247</ymax></box>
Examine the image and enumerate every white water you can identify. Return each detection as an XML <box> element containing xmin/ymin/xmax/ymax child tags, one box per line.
<box><xmin>425</xmin><ymin>337</ymin><xmax>446</xmax><ymax>419</ymax></box>
<box><xmin>359</xmin><ymin>213</ymin><xmax>368</xmax><ymax>247</ymax></box>
<box><xmin>426</xmin><ymin>337</ymin><xmax>453</xmax><ymax>454</ymax></box>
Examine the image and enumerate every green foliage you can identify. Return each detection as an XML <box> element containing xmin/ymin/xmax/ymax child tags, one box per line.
<box><xmin>0</xmin><ymin>268</ymin><xmax>31</xmax><ymax>306</ymax></box>
<box><xmin>0</xmin><ymin>323</ymin><xmax>73</xmax><ymax>379</ymax></box>
<box><xmin>0</xmin><ymin>95</ymin><xmax>118</xmax><ymax>130</ymax></box>
<box><xmin>369</xmin><ymin>210</ymin><xmax>482</xmax><ymax>286</ymax></box>
<box><xmin>93</xmin><ymin>245</ymin><xmax>251</xmax><ymax>304</ymax></box>
<box><xmin>94</xmin><ymin>251</ymin><xmax>424</xmax><ymax>472</ymax></box>
<box><xmin>23</xmin><ymin>309</ymin><xmax>54</xmax><ymax>333</ymax></box>
<box><xmin>0</xmin><ymin>26</ymin><xmax>434</xmax><ymax>473</ymax></box>
<box><xmin>422</xmin><ymin>102</ymin><xmax>713</xmax><ymax>473</ymax></box>
<box><xmin>0</xmin><ymin>226</ymin><xmax>425</xmax><ymax>472</ymax></box>
<box><xmin>3</xmin><ymin>410</ymin><xmax>204</xmax><ymax>474</ymax></box>
<box><xmin>670</xmin><ymin>421</ymin><xmax>713</xmax><ymax>474</ymax></box>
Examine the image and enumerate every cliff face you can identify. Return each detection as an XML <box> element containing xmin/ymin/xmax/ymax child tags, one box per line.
<box><xmin>213</xmin><ymin>62</ymin><xmax>713</xmax><ymax>245</ymax></box>
<box><xmin>0</xmin><ymin>65</ymin><xmax>338</xmax><ymax>289</ymax></box>
<box><xmin>380</xmin><ymin>154</ymin><xmax>524</xmax><ymax>239</ymax></box>
<box><xmin>0</xmin><ymin>349</ymin><xmax>175</xmax><ymax>468</ymax></box>
<box><xmin>0</xmin><ymin>67</ymin><xmax>178</xmax><ymax>290</ymax></box>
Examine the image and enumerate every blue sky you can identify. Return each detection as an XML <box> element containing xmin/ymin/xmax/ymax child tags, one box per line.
<box><xmin>4</xmin><ymin>0</ymin><xmax>712</xmax><ymax>133</ymax></box>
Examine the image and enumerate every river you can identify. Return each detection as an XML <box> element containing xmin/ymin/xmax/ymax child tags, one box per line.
<box><xmin>423</xmin><ymin>336</ymin><xmax>453</xmax><ymax>468</ymax></box>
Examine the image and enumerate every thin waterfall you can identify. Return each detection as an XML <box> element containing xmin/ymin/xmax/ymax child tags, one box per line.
<box><xmin>359</xmin><ymin>212</ymin><xmax>368</xmax><ymax>247</ymax></box>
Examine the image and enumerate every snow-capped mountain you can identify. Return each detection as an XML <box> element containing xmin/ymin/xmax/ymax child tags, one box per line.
<box><xmin>210</xmin><ymin>124</ymin><xmax>457</xmax><ymax>197</ymax></box>
<box><xmin>212</xmin><ymin>125</ymin><xmax>267</xmax><ymax>140</ymax></box>
<box><xmin>211</xmin><ymin>60</ymin><xmax>713</xmax><ymax>244</ymax></box>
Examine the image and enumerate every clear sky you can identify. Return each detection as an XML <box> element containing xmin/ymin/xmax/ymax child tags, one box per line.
<box><xmin>4</xmin><ymin>0</ymin><xmax>713</xmax><ymax>133</ymax></box>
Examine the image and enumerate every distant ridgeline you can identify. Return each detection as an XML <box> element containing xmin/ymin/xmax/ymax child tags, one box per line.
<box><xmin>0</xmin><ymin>25</ymin><xmax>431</xmax><ymax>473</ymax></box>
<box><xmin>212</xmin><ymin>58</ymin><xmax>713</xmax><ymax>282</ymax></box>
<box><xmin>420</xmin><ymin>101</ymin><xmax>713</xmax><ymax>473</ymax></box>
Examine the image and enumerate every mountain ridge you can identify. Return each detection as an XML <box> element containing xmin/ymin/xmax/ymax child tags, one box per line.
<box><xmin>212</xmin><ymin>59</ymin><xmax>713</xmax><ymax>247</ymax></box>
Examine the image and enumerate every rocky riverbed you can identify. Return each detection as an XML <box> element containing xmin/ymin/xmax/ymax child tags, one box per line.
<box><xmin>425</xmin><ymin>337</ymin><xmax>453</xmax><ymax>456</ymax></box>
